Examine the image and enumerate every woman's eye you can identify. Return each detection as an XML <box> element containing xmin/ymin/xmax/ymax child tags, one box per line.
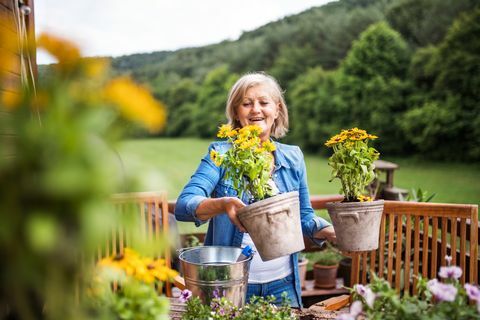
<box><xmin>242</xmin><ymin>102</ymin><xmax>252</xmax><ymax>107</ymax></box>
<box><xmin>260</xmin><ymin>101</ymin><xmax>269</xmax><ymax>105</ymax></box>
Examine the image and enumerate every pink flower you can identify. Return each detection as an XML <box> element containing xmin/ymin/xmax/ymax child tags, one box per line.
<box><xmin>179</xmin><ymin>289</ymin><xmax>192</xmax><ymax>303</ymax></box>
<box><xmin>438</xmin><ymin>266</ymin><xmax>462</xmax><ymax>280</ymax></box>
<box><xmin>445</xmin><ymin>255</ymin><xmax>452</xmax><ymax>266</ymax></box>
<box><xmin>427</xmin><ymin>279</ymin><xmax>457</xmax><ymax>302</ymax></box>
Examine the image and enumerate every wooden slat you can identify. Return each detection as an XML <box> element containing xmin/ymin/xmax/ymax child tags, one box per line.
<box><xmin>422</xmin><ymin>217</ymin><xmax>429</xmax><ymax>278</ymax></box>
<box><xmin>383</xmin><ymin>201</ymin><xmax>474</xmax><ymax>219</ymax></box>
<box><xmin>350</xmin><ymin>254</ymin><xmax>360</xmax><ymax>286</ymax></box>
<box><xmin>387</xmin><ymin>214</ymin><xmax>395</xmax><ymax>283</ymax></box>
<box><xmin>470</xmin><ymin>207</ymin><xmax>478</xmax><ymax>283</ymax></box>
<box><xmin>404</xmin><ymin>215</ymin><xmax>412</xmax><ymax>294</ymax></box>
<box><xmin>0</xmin><ymin>0</ymin><xmax>14</xmax><ymax>10</ymax></box>
<box><xmin>460</xmin><ymin>218</ymin><xmax>466</xmax><ymax>283</ymax></box>
<box><xmin>441</xmin><ymin>217</ymin><xmax>448</xmax><ymax>266</ymax></box>
<box><xmin>369</xmin><ymin>250</ymin><xmax>376</xmax><ymax>278</ymax></box>
<box><xmin>413</xmin><ymin>216</ymin><xmax>420</xmax><ymax>294</ymax></box>
<box><xmin>450</xmin><ymin>218</ymin><xmax>457</xmax><ymax>265</ymax></box>
<box><xmin>0</xmin><ymin>4</ymin><xmax>16</xmax><ymax>32</ymax></box>
<box><xmin>431</xmin><ymin>217</ymin><xmax>438</xmax><ymax>279</ymax></box>
<box><xmin>395</xmin><ymin>214</ymin><xmax>403</xmax><ymax>291</ymax></box>
<box><xmin>378</xmin><ymin>213</ymin><xmax>386</xmax><ymax>277</ymax></box>
<box><xmin>361</xmin><ymin>252</ymin><xmax>367</xmax><ymax>284</ymax></box>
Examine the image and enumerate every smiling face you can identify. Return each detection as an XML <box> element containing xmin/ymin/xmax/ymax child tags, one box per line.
<box><xmin>236</xmin><ymin>84</ymin><xmax>280</xmax><ymax>141</ymax></box>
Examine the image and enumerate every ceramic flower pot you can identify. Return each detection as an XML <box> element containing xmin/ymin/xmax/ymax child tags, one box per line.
<box><xmin>237</xmin><ymin>191</ymin><xmax>305</xmax><ymax>261</ymax></box>
<box><xmin>326</xmin><ymin>200</ymin><xmax>384</xmax><ymax>252</ymax></box>
<box><xmin>313</xmin><ymin>263</ymin><xmax>338</xmax><ymax>289</ymax></box>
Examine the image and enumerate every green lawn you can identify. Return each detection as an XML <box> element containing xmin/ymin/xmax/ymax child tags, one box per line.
<box><xmin>118</xmin><ymin>138</ymin><xmax>480</xmax><ymax>232</ymax></box>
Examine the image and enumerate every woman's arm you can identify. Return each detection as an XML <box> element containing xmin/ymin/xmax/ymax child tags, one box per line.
<box><xmin>174</xmin><ymin>143</ymin><xmax>246</xmax><ymax>230</ymax></box>
<box><xmin>296</xmin><ymin>146</ymin><xmax>336</xmax><ymax>244</ymax></box>
<box><xmin>196</xmin><ymin>197</ymin><xmax>246</xmax><ymax>232</ymax></box>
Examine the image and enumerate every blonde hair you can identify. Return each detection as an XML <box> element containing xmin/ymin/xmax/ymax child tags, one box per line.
<box><xmin>225</xmin><ymin>72</ymin><xmax>289</xmax><ymax>139</ymax></box>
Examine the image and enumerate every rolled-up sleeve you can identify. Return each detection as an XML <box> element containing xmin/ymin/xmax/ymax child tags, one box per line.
<box><xmin>174</xmin><ymin>143</ymin><xmax>222</xmax><ymax>227</ymax></box>
<box><xmin>296</xmin><ymin>147</ymin><xmax>331</xmax><ymax>247</ymax></box>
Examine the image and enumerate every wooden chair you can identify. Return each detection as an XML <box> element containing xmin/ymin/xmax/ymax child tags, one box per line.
<box><xmin>347</xmin><ymin>201</ymin><xmax>478</xmax><ymax>294</ymax></box>
<box><xmin>104</xmin><ymin>191</ymin><xmax>173</xmax><ymax>296</ymax></box>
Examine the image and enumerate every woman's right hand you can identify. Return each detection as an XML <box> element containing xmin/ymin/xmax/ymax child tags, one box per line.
<box><xmin>196</xmin><ymin>197</ymin><xmax>247</xmax><ymax>232</ymax></box>
<box><xmin>223</xmin><ymin>197</ymin><xmax>247</xmax><ymax>232</ymax></box>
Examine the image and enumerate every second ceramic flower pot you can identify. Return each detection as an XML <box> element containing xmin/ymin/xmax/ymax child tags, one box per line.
<box><xmin>326</xmin><ymin>199</ymin><xmax>384</xmax><ymax>252</ymax></box>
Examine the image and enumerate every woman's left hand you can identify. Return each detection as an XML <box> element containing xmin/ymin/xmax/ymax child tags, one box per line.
<box><xmin>315</xmin><ymin>226</ymin><xmax>336</xmax><ymax>244</ymax></box>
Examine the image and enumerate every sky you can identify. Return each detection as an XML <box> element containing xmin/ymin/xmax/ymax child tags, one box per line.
<box><xmin>35</xmin><ymin>0</ymin><xmax>334</xmax><ymax>64</ymax></box>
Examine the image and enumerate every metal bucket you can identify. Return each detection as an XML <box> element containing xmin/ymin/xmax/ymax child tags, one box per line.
<box><xmin>178</xmin><ymin>246</ymin><xmax>253</xmax><ymax>307</ymax></box>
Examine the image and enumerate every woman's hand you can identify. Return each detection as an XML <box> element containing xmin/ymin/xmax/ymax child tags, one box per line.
<box><xmin>223</xmin><ymin>197</ymin><xmax>247</xmax><ymax>232</ymax></box>
<box><xmin>315</xmin><ymin>225</ymin><xmax>336</xmax><ymax>244</ymax></box>
<box><xmin>196</xmin><ymin>197</ymin><xmax>247</xmax><ymax>232</ymax></box>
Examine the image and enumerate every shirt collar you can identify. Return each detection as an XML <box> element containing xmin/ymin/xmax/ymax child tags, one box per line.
<box><xmin>273</xmin><ymin>141</ymin><xmax>290</xmax><ymax>169</ymax></box>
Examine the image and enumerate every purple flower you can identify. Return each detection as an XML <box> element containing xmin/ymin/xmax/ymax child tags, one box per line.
<box><xmin>213</xmin><ymin>288</ymin><xmax>222</xmax><ymax>298</ymax></box>
<box><xmin>179</xmin><ymin>289</ymin><xmax>192</xmax><ymax>303</ymax></box>
<box><xmin>445</xmin><ymin>255</ymin><xmax>452</xmax><ymax>266</ymax></box>
<box><xmin>355</xmin><ymin>284</ymin><xmax>376</xmax><ymax>308</ymax></box>
<box><xmin>438</xmin><ymin>266</ymin><xmax>462</xmax><ymax>280</ymax></box>
<box><xmin>427</xmin><ymin>279</ymin><xmax>458</xmax><ymax>302</ymax></box>
<box><xmin>465</xmin><ymin>284</ymin><xmax>480</xmax><ymax>302</ymax></box>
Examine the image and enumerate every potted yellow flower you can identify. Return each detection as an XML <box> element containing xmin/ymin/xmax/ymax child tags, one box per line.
<box><xmin>324</xmin><ymin>128</ymin><xmax>383</xmax><ymax>252</ymax></box>
<box><xmin>211</xmin><ymin>124</ymin><xmax>304</xmax><ymax>261</ymax></box>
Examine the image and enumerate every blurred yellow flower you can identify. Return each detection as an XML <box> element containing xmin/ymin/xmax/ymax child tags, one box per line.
<box><xmin>357</xmin><ymin>195</ymin><xmax>374</xmax><ymax>202</ymax></box>
<box><xmin>37</xmin><ymin>33</ymin><xmax>81</xmax><ymax>69</ymax></box>
<box><xmin>98</xmin><ymin>247</ymin><xmax>177</xmax><ymax>285</ymax></box>
<box><xmin>103</xmin><ymin>77</ymin><xmax>167</xmax><ymax>133</ymax></box>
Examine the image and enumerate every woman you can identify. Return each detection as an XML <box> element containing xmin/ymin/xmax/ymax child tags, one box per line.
<box><xmin>175</xmin><ymin>72</ymin><xmax>335</xmax><ymax>308</ymax></box>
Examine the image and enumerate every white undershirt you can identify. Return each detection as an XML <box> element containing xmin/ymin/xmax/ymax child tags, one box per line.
<box><xmin>242</xmin><ymin>232</ymin><xmax>292</xmax><ymax>283</ymax></box>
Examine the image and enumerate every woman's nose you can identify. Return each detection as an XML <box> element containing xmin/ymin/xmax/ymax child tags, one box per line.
<box><xmin>251</xmin><ymin>101</ymin><xmax>261</xmax><ymax>112</ymax></box>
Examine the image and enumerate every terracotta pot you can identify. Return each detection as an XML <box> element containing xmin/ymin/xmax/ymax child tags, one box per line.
<box><xmin>298</xmin><ymin>258</ymin><xmax>309</xmax><ymax>289</ymax></box>
<box><xmin>313</xmin><ymin>263</ymin><xmax>338</xmax><ymax>289</ymax></box>
<box><xmin>237</xmin><ymin>191</ymin><xmax>304</xmax><ymax>261</ymax></box>
<box><xmin>326</xmin><ymin>200</ymin><xmax>384</xmax><ymax>252</ymax></box>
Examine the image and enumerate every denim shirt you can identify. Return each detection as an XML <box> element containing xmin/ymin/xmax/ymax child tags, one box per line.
<box><xmin>175</xmin><ymin>140</ymin><xmax>331</xmax><ymax>306</ymax></box>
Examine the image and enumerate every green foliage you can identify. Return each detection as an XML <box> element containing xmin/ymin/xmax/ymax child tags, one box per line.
<box><xmin>315</xmin><ymin>245</ymin><xmax>343</xmax><ymax>266</ymax></box>
<box><xmin>190</xmin><ymin>65</ymin><xmax>238</xmax><ymax>138</ymax></box>
<box><xmin>0</xmin><ymin>34</ymin><xmax>167</xmax><ymax>319</ymax></box>
<box><xmin>91</xmin><ymin>273</ymin><xmax>170</xmax><ymax>320</ymax></box>
<box><xmin>288</xmin><ymin>67</ymin><xmax>343</xmax><ymax>154</ymax></box>
<box><xmin>338</xmin><ymin>21</ymin><xmax>411</xmax><ymax>155</ymax></box>
<box><xmin>182</xmin><ymin>293</ymin><xmax>295</xmax><ymax>320</ymax></box>
<box><xmin>399</xmin><ymin>8</ymin><xmax>480</xmax><ymax>160</ymax></box>
<box><xmin>400</xmin><ymin>188</ymin><xmax>436</xmax><ymax>202</ymax></box>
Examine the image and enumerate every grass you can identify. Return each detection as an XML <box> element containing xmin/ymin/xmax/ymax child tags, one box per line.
<box><xmin>117</xmin><ymin>138</ymin><xmax>480</xmax><ymax>233</ymax></box>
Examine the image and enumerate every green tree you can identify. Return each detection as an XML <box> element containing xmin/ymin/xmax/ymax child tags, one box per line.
<box><xmin>288</xmin><ymin>67</ymin><xmax>344</xmax><ymax>153</ymax></box>
<box><xmin>338</xmin><ymin>21</ymin><xmax>411</xmax><ymax>154</ymax></box>
<box><xmin>191</xmin><ymin>65</ymin><xmax>238</xmax><ymax>138</ymax></box>
<box><xmin>400</xmin><ymin>8</ymin><xmax>480</xmax><ymax>160</ymax></box>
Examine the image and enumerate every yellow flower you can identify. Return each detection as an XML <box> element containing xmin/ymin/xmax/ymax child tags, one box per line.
<box><xmin>262</xmin><ymin>140</ymin><xmax>276</xmax><ymax>152</ymax></box>
<box><xmin>37</xmin><ymin>33</ymin><xmax>81</xmax><ymax>70</ymax></box>
<box><xmin>357</xmin><ymin>195</ymin><xmax>373</xmax><ymax>202</ymax></box>
<box><xmin>210</xmin><ymin>149</ymin><xmax>222</xmax><ymax>166</ymax></box>
<box><xmin>217</xmin><ymin>124</ymin><xmax>233</xmax><ymax>138</ymax></box>
<box><xmin>103</xmin><ymin>77</ymin><xmax>167</xmax><ymax>133</ymax></box>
